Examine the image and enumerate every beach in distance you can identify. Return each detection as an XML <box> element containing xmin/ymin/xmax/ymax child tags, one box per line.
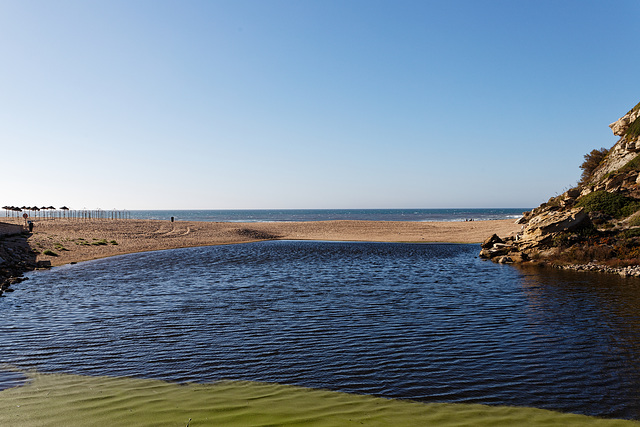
<box><xmin>4</xmin><ymin>217</ymin><xmax>522</xmax><ymax>266</ymax></box>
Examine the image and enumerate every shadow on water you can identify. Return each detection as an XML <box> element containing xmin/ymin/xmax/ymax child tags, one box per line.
<box><xmin>515</xmin><ymin>264</ymin><xmax>640</xmax><ymax>354</ymax></box>
<box><xmin>513</xmin><ymin>264</ymin><xmax>640</xmax><ymax>418</ymax></box>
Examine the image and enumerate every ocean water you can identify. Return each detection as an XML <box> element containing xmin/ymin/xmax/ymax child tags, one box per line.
<box><xmin>126</xmin><ymin>208</ymin><xmax>527</xmax><ymax>222</ymax></box>
<box><xmin>2</xmin><ymin>241</ymin><xmax>639</xmax><ymax>420</ymax></box>
<box><xmin>1</xmin><ymin>208</ymin><xmax>527</xmax><ymax>222</ymax></box>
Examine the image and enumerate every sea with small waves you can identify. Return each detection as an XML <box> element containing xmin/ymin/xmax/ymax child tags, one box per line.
<box><xmin>1</xmin><ymin>239</ymin><xmax>640</xmax><ymax>420</ymax></box>
<box><xmin>124</xmin><ymin>208</ymin><xmax>527</xmax><ymax>222</ymax></box>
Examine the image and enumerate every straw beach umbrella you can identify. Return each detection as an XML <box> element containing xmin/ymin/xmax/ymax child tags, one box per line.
<box><xmin>60</xmin><ymin>206</ymin><xmax>69</xmax><ymax>218</ymax></box>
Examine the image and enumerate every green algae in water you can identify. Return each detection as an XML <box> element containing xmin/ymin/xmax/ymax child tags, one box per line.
<box><xmin>0</xmin><ymin>372</ymin><xmax>638</xmax><ymax>427</ymax></box>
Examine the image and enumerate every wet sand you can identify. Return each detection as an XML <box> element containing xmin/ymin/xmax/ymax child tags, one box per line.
<box><xmin>1</xmin><ymin>218</ymin><xmax>520</xmax><ymax>267</ymax></box>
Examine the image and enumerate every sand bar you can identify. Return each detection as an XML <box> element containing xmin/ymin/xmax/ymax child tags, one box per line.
<box><xmin>1</xmin><ymin>218</ymin><xmax>520</xmax><ymax>267</ymax></box>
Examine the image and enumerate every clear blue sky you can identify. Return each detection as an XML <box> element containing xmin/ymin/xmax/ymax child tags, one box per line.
<box><xmin>1</xmin><ymin>0</ymin><xmax>638</xmax><ymax>210</ymax></box>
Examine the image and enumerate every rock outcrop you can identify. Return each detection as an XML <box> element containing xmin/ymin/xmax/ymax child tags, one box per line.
<box><xmin>591</xmin><ymin>103</ymin><xmax>640</xmax><ymax>184</ymax></box>
<box><xmin>609</xmin><ymin>107</ymin><xmax>640</xmax><ymax>136</ymax></box>
<box><xmin>482</xmin><ymin>101</ymin><xmax>640</xmax><ymax>271</ymax></box>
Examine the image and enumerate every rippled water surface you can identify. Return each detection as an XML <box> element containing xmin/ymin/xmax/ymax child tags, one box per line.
<box><xmin>2</xmin><ymin>241</ymin><xmax>640</xmax><ymax>419</ymax></box>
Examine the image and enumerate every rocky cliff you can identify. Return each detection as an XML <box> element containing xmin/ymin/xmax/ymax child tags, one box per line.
<box><xmin>481</xmin><ymin>101</ymin><xmax>640</xmax><ymax>275</ymax></box>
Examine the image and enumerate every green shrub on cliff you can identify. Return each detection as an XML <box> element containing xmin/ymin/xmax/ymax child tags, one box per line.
<box><xmin>576</xmin><ymin>190</ymin><xmax>640</xmax><ymax>218</ymax></box>
<box><xmin>628</xmin><ymin>215</ymin><xmax>640</xmax><ymax>227</ymax></box>
<box><xmin>623</xmin><ymin>227</ymin><xmax>640</xmax><ymax>238</ymax></box>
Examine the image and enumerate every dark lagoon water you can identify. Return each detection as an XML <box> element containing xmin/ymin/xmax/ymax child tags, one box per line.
<box><xmin>2</xmin><ymin>241</ymin><xmax>640</xmax><ymax>420</ymax></box>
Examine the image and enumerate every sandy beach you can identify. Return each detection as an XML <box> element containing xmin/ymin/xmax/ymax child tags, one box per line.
<box><xmin>0</xmin><ymin>218</ymin><xmax>520</xmax><ymax>267</ymax></box>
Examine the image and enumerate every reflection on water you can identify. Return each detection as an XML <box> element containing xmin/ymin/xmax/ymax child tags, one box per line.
<box><xmin>516</xmin><ymin>265</ymin><xmax>640</xmax><ymax>418</ymax></box>
<box><xmin>1</xmin><ymin>241</ymin><xmax>639</xmax><ymax>420</ymax></box>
